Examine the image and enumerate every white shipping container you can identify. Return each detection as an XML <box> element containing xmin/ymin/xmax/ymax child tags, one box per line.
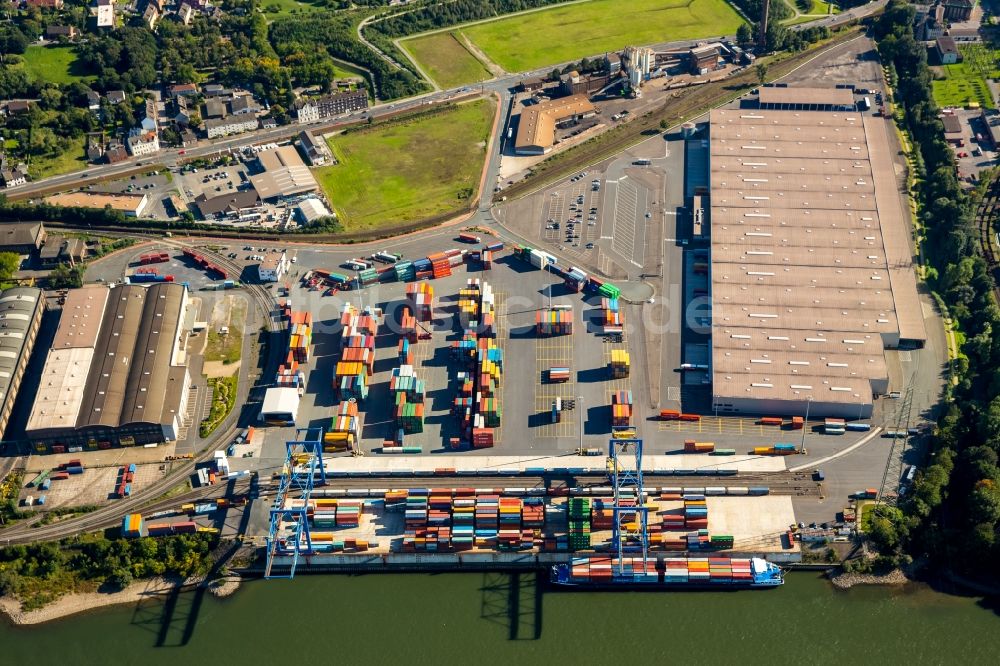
<box><xmin>704</xmin><ymin>487</ymin><xmax>726</xmax><ymax>495</ymax></box>
<box><xmin>726</xmin><ymin>487</ymin><xmax>750</xmax><ymax>495</ymax></box>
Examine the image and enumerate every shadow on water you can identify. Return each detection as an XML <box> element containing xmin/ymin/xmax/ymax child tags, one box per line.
<box><xmin>479</xmin><ymin>571</ymin><xmax>543</xmax><ymax>640</ymax></box>
<box><xmin>129</xmin><ymin>585</ymin><xmax>205</xmax><ymax>648</ymax></box>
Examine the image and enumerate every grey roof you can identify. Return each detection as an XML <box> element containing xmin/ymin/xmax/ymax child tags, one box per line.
<box><xmin>0</xmin><ymin>222</ymin><xmax>44</xmax><ymax>249</ymax></box>
<box><xmin>0</xmin><ymin>287</ymin><xmax>43</xmax><ymax>415</ymax></box>
<box><xmin>27</xmin><ymin>283</ymin><xmax>188</xmax><ymax>434</ymax></box>
<box><xmin>195</xmin><ymin>188</ymin><xmax>261</xmax><ymax>216</ymax></box>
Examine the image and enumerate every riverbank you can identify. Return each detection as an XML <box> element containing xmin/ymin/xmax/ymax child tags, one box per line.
<box><xmin>0</xmin><ymin>575</ymin><xmax>204</xmax><ymax>626</ymax></box>
<box><xmin>828</xmin><ymin>568</ymin><xmax>909</xmax><ymax>589</ymax></box>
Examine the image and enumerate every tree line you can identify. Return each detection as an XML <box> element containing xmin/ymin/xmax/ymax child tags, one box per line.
<box><xmin>0</xmin><ymin>533</ymin><xmax>217</xmax><ymax>611</ymax></box>
<box><xmin>867</xmin><ymin>0</ymin><xmax>1000</xmax><ymax>581</ymax></box>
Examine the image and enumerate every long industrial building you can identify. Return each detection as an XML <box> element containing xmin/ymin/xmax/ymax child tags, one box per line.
<box><xmin>0</xmin><ymin>287</ymin><xmax>44</xmax><ymax>441</ymax></box>
<box><xmin>707</xmin><ymin>93</ymin><xmax>926</xmax><ymax>418</ymax></box>
<box><xmin>25</xmin><ymin>283</ymin><xmax>192</xmax><ymax>452</ymax></box>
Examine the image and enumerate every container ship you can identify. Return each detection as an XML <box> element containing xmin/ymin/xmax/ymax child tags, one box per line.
<box><xmin>551</xmin><ymin>556</ymin><xmax>784</xmax><ymax>589</ymax></box>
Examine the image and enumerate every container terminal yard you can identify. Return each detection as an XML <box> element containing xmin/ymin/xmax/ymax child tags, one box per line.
<box><xmin>0</xmin><ymin>69</ymin><xmax>945</xmax><ymax>590</ymax></box>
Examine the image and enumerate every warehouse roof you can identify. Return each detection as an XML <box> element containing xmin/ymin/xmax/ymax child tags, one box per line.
<box><xmin>45</xmin><ymin>191</ymin><xmax>148</xmax><ymax>214</ymax></box>
<box><xmin>0</xmin><ymin>287</ymin><xmax>42</xmax><ymax>406</ymax></box>
<box><xmin>515</xmin><ymin>94</ymin><xmax>595</xmax><ymax>152</ymax></box>
<box><xmin>250</xmin><ymin>146</ymin><xmax>318</xmax><ymax>200</ymax></box>
<box><xmin>194</xmin><ymin>188</ymin><xmax>261</xmax><ymax>217</ymax></box>
<box><xmin>52</xmin><ymin>284</ymin><xmax>109</xmax><ymax>349</ymax></box>
<box><xmin>757</xmin><ymin>86</ymin><xmax>856</xmax><ymax>107</ymax></box>
<box><xmin>26</xmin><ymin>283</ymin><xmax>189</xmax><ymax>434</ymax></box>
<box><xmin>713</xmin><ymin>348</ymin><xmax>887</xmax><ymax>382</ymax></box>
<box><xmin>709</xmin><ymin>107</ymin><xmax>926</xmax><ymax>409</ymax></box>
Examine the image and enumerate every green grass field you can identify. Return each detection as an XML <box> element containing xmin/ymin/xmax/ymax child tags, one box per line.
<box><xmin>316</xmin><ymin>99</ymin><xmax>495</xmax><ymax>230</ymax></box>
<box><xmin>261</xmin><ymin>0</ymin><xmax>327</xmax><ymax>17</ymax></box>
<box><xmin>932</xmin><ymin>62</ymin><xmax>994</xmax><ymax>109</ymax></box>
<box><xmin>456</xmin><ymin>0</ymin><xmax>744</xmax><ymax>74</ymax></box>
<box><xmin>27</xmin><ymin>135</ymin><xmax>87</xmax><ymax>180</ymax></box>
<box><xmin>21</xmin><ymin>45</ymin><xmax>93</xmax><ymax>84</ymax></box>
<box><xmin>332</xmin><ymin>60</ymin><xmax>367</xmax><ymax>80</ymax></box>
<box><xmin>401</xmin><ymin>31</ymin><xmax>491</xmax><ymax>89</ymax></box>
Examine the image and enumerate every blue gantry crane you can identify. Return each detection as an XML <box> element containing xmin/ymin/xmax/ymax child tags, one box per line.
<box><xmin>264</xmin><ymin>427</ymin><xmax>326</xmax><ymax>579</ymax></box>
<box><xmin>606</xmin><ymin>437</ymin><xmax>649</xmax><ymax>577</ymax></box>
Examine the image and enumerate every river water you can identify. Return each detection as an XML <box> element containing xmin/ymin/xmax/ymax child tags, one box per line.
<box><xmin>2</xmin><ymin>572</ymin><xmax>998</xmax><ymax>664</ymax></box>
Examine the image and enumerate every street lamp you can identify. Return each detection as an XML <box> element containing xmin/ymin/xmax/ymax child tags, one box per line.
<box><xmin>799</xmin><ymin>397</ymin><xmax>813</xmax><ymax>453</ymax></box>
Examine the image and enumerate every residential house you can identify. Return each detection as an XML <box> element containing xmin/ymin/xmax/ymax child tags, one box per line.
<box><xmin>0</xmin><ymin>165</ymin><xmax>28</xmax><ymax>189</ymax></box>
<box><xmin>204</xmin><ymin>100</ymin><xmax>227</xmax><ymax>119</ymax></box>
<box><xmin>202</xmin><ymin>84</ymin><xmax>230</xmax><ymax>98</ymax></box>
<box><xmin>167</xmin><ymin>83</ymin><xmax>198</xmax><ymax>98</ymax></box>
<box><xmin>38</xmin><ymin>235</ymin><xmax>87</xmax><ymax>268</ymax></box>
<box><xmin>177</xmin><ymin>2</ymin><xmax>194</xmax><ymax>24</ymax></box>
<box><xmin>46</xmin><ymin>25</ymin><xmax>77</xmax><ymax>40</ymax></box>
<box><xmin>204</xmin><ymin>115</ymin><xmax>258</xmax><ymax>139</ymax></box>
<box><xmin>172</xmin><ymin>96</ymin><xmax>192</xmax><ymax>126</ymax></box>
<box><xmin>297</xmin><ymin>130</ymin><xmax>333</xmax><ymax>166</ymax></box>
<box><xmin>936</xmin><ymin>36</ymin><xmax>961</xmax><ymax>64</ymax></box>
<box><xmin>5</xmin><ymin>101</ymin><xmax>31</xmax><ymax>115</ymax></box>
<box><xmin>127</xmin><ymin>128</ymin><xmax>160</xmax><ymax>156</ymax></box>
<box><xmin>294</xmin><ymin>89</ymin><xmax>368</xmax><ymax>124</ymax></box>
<box><xmin>93</xmin><ymin>0</ymin><xmax>115</xmax><ymax>28</ymax></box>
<box><xmin>229</xmin><ymin>95</ymin><xmax>261</xmax><ymax>116</ymax></box>
<box><xmin>261</xmin><ymin>117</ymin><xmax>277</xmax><ymax>129</ymax></box>
<box><xmin>105</xmin><ymin>142</ymin><xmax>128</xmax><ymax>164</ymax></box>
<box><xmin>86</xmin><ymin>134</ymin><xmax>105</xmax><ymax>162</ymax></box>
<box><xmin>106</xmin><ymin>90</ymin><xmax>126</xmax><ymax>105</ymax></box>
<box><xmin>179</xmin><ymin>129</ymin><xmax>198</xmax><ymax>147</ymax></box>
<box><xmin>941</xmin><ymin>0</ymin><xmax>975</xmax><ymax>22</ymax></box>
<box><xmin>140</xmin><ymin>98</ymin><xmax>158</xmax><ymax>131</ymax></box>
<box><xmin>86</xmin><ymin>90</ymin><xmax>101</xmax><ymax>112</ymax></box>
<box><xmin>142</xmin><ymin>5</ymin><xmax>160</xmax><ymax>30</ymax></box>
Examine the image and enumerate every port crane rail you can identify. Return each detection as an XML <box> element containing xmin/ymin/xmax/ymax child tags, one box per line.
<box><xmin>265</xmin><ymin>427</ymin><xmax>326</xmax><ymax>579</ymax></box>
<box><xmin>607</xmin><ymin>438</ymin><xmax>649</xmax><ymax>576</ymax></box>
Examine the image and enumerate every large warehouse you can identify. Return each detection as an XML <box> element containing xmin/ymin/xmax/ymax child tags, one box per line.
<box><xmin>0</xmin><ymin>287</ymin><xmax>44</xmax><ymax>441</ymax></box>
<box><xmin>707</xmin><ymin>95</ymin><xmax>926</xmax><ymax>418</ymax></box>
<box><xmin>25</xmin><ymin>283</ymin><xmax>192</xmax><ymax>452</ymax></box>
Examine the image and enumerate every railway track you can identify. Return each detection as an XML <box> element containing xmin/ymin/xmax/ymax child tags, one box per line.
<box><xmin>0</xmin><ymin>240</ymin><xmax>282</xmax><ymax>545</ymax></box>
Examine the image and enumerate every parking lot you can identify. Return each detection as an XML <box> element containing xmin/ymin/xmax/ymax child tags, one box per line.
<box><xmin>175</xmin><ymin>163</ymin><xmax>250</xmax><ymax>204</ymax></box>
<box><xmin>89</xmin><ymin>172</ymin><xmax>176</xmax><ymax>219</ymax></box>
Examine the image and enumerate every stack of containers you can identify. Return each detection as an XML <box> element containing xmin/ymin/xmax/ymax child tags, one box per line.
<box><xmin>481</xmin><ymin>249</ymin><xmax>493</xmax><ymax>270</ymax></box>
<box><xmin>564</xmin><ymin>266</ymin><xmax>588</xmax><ymax>292</ymax></box>
<box><xmin>402</xmin><ymin>492</ymin><xmax>429</xmax><ymax>552</ymax></box>
<box><xmin>395</xmin><ymin>394</ymin><xmax>425</xmax><ymax>434</ymax></box>
<box><xmin>395</xmin><ymin>261</ymin><xmax>415</xmax><ymax>281</ymax></box>
<box><xmin>335</xmin><ymin>499</ymin><xmax>363</xmax><ymax>527</ymax></box>
<box><xmin>275</xmin><ymin>361</ymin><xmax>305</xmax><ymax>394</ymax></box>
<box><xmin>357</xmin><ymin>267</ymin><xmax>379</xmax><ymax>287</ymax></box>
<box><xmin>686</xmin><ymin>529</ymin><xmax>710</xmax><ymax>550</ymax></box>
<box><xmin>428</xmin><ymin>252</ymin><xmax>452</xmax><ymax>279</ymax></box>
<box><xmin>325</xmin><ymin>400</ymin><xmax>359</xmax><ymax>451</ymax></box>
<box><xmin>413</xmin><ymin>258</ymin><xmax>433</xmax><ymax>280</ymax></box>
<box><xmin>399</xmin><ymin>307</ymin><xmax>417</xmax><ymax>344</ymax></box>
<box><xmin>121</xmin><ymin>514</ymin><xmax>146</xmax><ymax>538</ymax></box>
<box><xmin>773</xmin><ymin>443</ymin><xmax>797</xmax><ymax>455</ymax></box>
<box><xmin>452</xmin><ymin>492</ymin><xmax>475</xmax><ymax>550</ymax></box>
<box><xmin>609</xmin><ymin>350</ymin><xmax>630</xmax><ymax>378</ymax></box>
<box><xmin>336</xmin><ymin>304</ymin><xmax>380</xmax><ymax>401</ymax></box>
<box><xmin>398</xmin><ymin>338</ymin><xmax>414</xmax><ymax>365</ymax></box>
<box><xmin>406</xmin><ymin>283</ymin><xmax>434</xmax><ymax>322</ymax></box>
<box><xmin>568</xmin><ymin>497</ymin><xmax>592</xmax><ymax>550</ymax></box>
<box><xmin>475</xmin><ymin>495</ymin><xmax>499</xmax><ymax>548</ymax></box>
<box><xmin>710</xmin><ymin>534</ymin><xmax>735</xmax><ymax>550</ymax></box>
<box><xmin>522</xmin><ymin>498</ymin><xmax>544</xmax><ymax>528</ymax></box>
<box><xmin>611</xmin><ymin>390</ymin><xmax>632</xmax><ymax>426</ymax></box>
<box><xmin>312</xmin><ymin>499</ymin><xmax>337</xmax><ymax>528</ymax></box>
<box><xmin>598</xmin><ymin>282</ymin><xmax>621</xmax><ymax>299</ymax></box>
<box><xmin>288</xmin><ymin>311</ymin><xmax>312</xmax><ymax>364</ymax></box>
<box><xmin>497</xmin><ymin>497</ymin><xmax>525</xmax><ymax>549</ymax></box>
<box><xmin>661</xmin><ymin>509</ymin><xmax>685</xmax><ymax>531</ymax></box>
<box><xmin>684</xmin><ymin>440</ymin><xmax>715</xmax><ymax>453</ymax></box>
<box><xmin>535</xmin><ymin>309</ymin><xmax>573</xmax><ymax>336</ymax></box>
<box><xmin>684</xmin><ymin>493</ymin><xmax>708</xmax><ymax>530</ymax></box>
<box><xmin>390</xmin><ymin>365</ymin><xmax>425</xmax><ymax>400</ymax></box>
